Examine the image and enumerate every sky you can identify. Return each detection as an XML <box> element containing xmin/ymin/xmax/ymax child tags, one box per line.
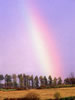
<box><xmin>0</xmin><ymin>0</ymin><xmax>75</xmax><ymax>78</ymax></box>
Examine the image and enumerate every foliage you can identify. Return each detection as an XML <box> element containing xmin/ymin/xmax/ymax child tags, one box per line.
<box><xmin>64</xmin><ymin>72</ymin><xmax>75</xmax><ymax>85</ymax></box>
<box><xmin>0</xmin><ymin>72</ymin><xmax>75</xmax><ymax>89</ymax></box>
<box><xmin>12</xmin><ymin>74</ymin><xmax>17</xmax><ymax>87</ymax></box>
<box><xmin>58</xmin><ymin>77</ymin><xmax>62</xmax><ymax>85</ymax></box>
<box><xmin>18</xmin><ymin>74</ymin><xmax>24</xmax><ymax>88</ymax></box>
<box><xmin>53</xmin><ymin>77</ymin><xmax>57</xmax><ymax>86</ymax></box>
<box><xmin>34</xmin><ymin>76</ymin><xmax>39</xmax><ymax>88</ymax></box>
<box><xmin>5</xmin><ymin>74</ymin><xmax>12</xmax><ymax>87</ymax></box>
<box><xmin>25</xmin><ymin>92</ymin><xmax>40</xmax><ymax>100</ymax></box>
<box><xmin>60</xmin><ymin>96</ymin><xmax>75</xmax><ymax>100</ymax></box>
<box><xmin>54</xmin><ymin>92</ymin><xmax>61</xmax><ymax>100</ymax></box>
<box><xmin>48</xmin><ymin>75</ymin><xmax>52</xmax><ymax>85</ymax></box>
<box><xmin>44</xmin><ymin>76</ymin><xmax>48</xmax><ymax>86</ymax></box>
<box><xmin>0</xmin><ymin>74</ymin><xmax>4</xmax><ymax>82</ymax></box>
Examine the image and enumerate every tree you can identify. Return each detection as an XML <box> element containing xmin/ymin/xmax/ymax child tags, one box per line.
<box><xmin>64</xmin><ymin>78</ymin><xmax>70</xmax><ymax>84</ymax></box>
<box><xmin>58</xmin><ymin>77</ymin><xmax>62</xmax><ymax>85</ymax></box>
<box><xmin>64</xmin><ymin>72</ymin><xmax>75</xmax><ymax>85</ymax></box>
<box><xmin>34</xmin><ymin>76</ymin><xmax>39</xmax><ymax>88</ymax></box>
<box><xmin>69</xmin><ymin>72</ymin><xmax>75</xmax><ymax>84</ymax></box>
<box><xmin>69</xmin><ymin>72</ymin><xmax>75</xmax><ymax>78</ymax></box>
<box><xmin>23</xmin><ymin>74</ymin><xmax>26</xmax><ymax>88</ymax></box>
<box><xmin>39</xmin><ymin>76</ymin><xmax>44</xmax><ymax>87</ymax></box>
<box><xmin>5</xmin><ymin>74</ymin><xmax>12</xmax><ymax>88</ymax></box>
<box><xmin>12</xmin><ymin>74</ymin><xmax>17</xmax><ymax>88</ymax></box>
<box><xmin>0</xmin><ymin>74</ymin><xmax>4</xmax><ymax>88</ymax></box>
<box><xmin>27</xmin><ymin>75</ymin><xmax>31</xmax><ymax>89</ymax></box>
<box><xmin>18</xmin><ymin>74</ymin><xmax>24</xmax><ymax>88</ymax></box>
<box><xmin>53</xmin><ymin>77</ymin><xmax>57</xmax><ymax>86</ymax></box>
<box><xmin>25</xmin><ymin>75</ymin><xmax>30</xmax><ymax>89</ymax></box>
<box><xmin>48</xmin><ymin>75</ymin><xmax>52</xmax><ymax>86</ymax></box>
<box><xmin>30</xmin><ymin>75</ymin><xmax>34</xmax><ymax>88</ymax></box>
<box><xmin>43</xmin><ymin>76</ymin><xmax>48</xmax><ymax>86</ymax></box>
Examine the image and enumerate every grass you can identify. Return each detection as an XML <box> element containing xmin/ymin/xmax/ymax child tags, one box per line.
<box><xmin>0</xmin><ymin>88</ymin><xmax>16</xmax><ymax>91</ymax></box>
<box><xmin>0</xmin><ymin>87</ymin><xmax>75</xmax><ymax>100</ymax></box>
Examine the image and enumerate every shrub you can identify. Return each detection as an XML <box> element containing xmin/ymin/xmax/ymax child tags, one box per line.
<box><xmin>54</xmin><ymin>92</ymin><xmax>61</xmax><ymax>100</ymax></box>
<box><xmin>60</xmin><ymin>96</ymin><xmax>75</xmax><ymax>100</ymax></box>
<box><xmin>25</xmin><ymin>92</ymin><xmax>40</xmax><ymax>100</ymax></box>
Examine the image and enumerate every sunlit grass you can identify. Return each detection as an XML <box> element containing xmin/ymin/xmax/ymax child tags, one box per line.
<box><xmin>0</xmin><ymin>87</ymin><xmax>75</xmax><ymax>100</ymax></box>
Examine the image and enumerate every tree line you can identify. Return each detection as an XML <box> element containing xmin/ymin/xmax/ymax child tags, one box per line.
<box><xmin>0</xmin><ymin>73</ymin><xmax>75</xmax><ymax>89</ymax></box>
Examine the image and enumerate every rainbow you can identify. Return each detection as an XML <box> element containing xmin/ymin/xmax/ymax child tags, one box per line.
<box><xmin>23</xmin><ymin>2</ymin><xmax>62</xmax><ymax>77</ymax></box>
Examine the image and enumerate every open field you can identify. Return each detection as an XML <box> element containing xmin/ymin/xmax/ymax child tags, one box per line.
<box><xmin>0</xmin><ymin>87</ymin><xmax>75</xmax><ymax>100</ymax></box>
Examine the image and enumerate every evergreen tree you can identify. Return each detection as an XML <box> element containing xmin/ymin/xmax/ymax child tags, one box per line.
<box><xmin>0</xmin><ymin>74</ymin><xmax>4</xmax><ymax>88</ymax></box>
<box><xmin>53</xmin><ymin>77</ymin><xmax>57</xmax><ymax>86</ymax></box>
<box><xmin>12</xmin><ymin>74</ymin><xmax>17</xmax><ymax>88</ymax></box>
<box><xmin>43</xmin><ymin>76</ymin><xmax>48</xmax><ymax>86</ymax></box>
<box><xmin>58</xmin><ymin>77</ymin><xmax>62</xmax><ymax>85</ymax></box>
<box><xmin>39</xmin><ymin>76</ymin><xmax>44</xmax><ymax>86</ymax></box>
<box><xmin>30</xmin><ymin>75</ymin><xmax>34</xmax><ymax>88</ymax></box>
<box><xmin>26</xmin><ymin>75</ymin><xmax>30</xmax><ymax>89</ymax></box>
<box><xmin>34</xmin><ymin>76</ymin><xmax>39</xmax><ymax>88</ymax></box>
<box><xmin>48</xmin><ymin>75</ymin><xmax>52</xmax><ymax>86</ymax></box>
<box><xmin>5</xmin><ymin>74</ymin><xmax>12</xmax><ymax>88</ymax></box>
<box><xmin>18</xmin><ymin>74</ymin><xmax>24</xmax><ymax>88</ymax></box>
<box><xmin>23</xmin><ymin>74</ymin><xmax>27</xmax><ymax>88</ymax></box>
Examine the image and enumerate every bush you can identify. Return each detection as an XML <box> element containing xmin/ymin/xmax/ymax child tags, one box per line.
<box><xmin>60</xmin><ymin>96</ymin><xmax>75</xmax><ymax>100</ymax></box>
<box><xmin>54</xmin><ymin>92</ymin><xmax>61</xmax><ymax>100</ymax></box>
<box><xmin>25</xmin><ymin>92</ymin><xmax>40</xmax><ymax>100</ymax></box>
